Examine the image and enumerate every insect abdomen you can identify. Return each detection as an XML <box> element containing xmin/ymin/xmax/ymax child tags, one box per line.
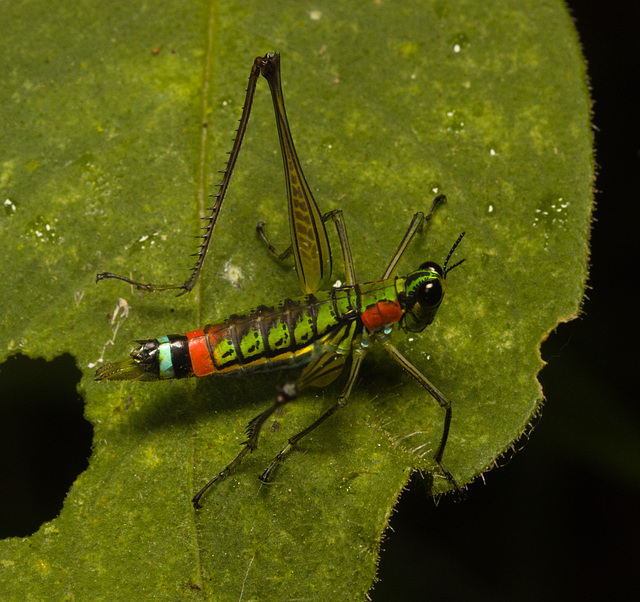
<box><xmin>186</xmin><ymin>299</ymin><xmax>323</xmax><ymax>376</ymax></box>
<box><xmin>96</xmin><ymin>290</ymin><xmax>358</xmax><ymax>381</ymax></box>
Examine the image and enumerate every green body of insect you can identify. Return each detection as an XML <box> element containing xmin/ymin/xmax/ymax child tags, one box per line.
<box><xmin>96</xmin><ymin>53</ymin><xmax>465</xmax><ymax>508</ymax></box>
<box><xmin>95</xmin><ymin>263</ymin><xmax>452</xmax><ymax>382</ymax></box>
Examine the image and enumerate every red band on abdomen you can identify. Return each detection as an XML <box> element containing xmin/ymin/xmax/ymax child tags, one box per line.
<box><xmin>186</xmin><ymin>328</ymin><xmax>216</xmax><ymax>377</ymax></box>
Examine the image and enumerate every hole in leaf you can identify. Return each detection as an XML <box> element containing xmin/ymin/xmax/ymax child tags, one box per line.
<box><xmin>0</xmin><ymin>353</ymin><xmax>92</xmax><ymax>538</ymax></box>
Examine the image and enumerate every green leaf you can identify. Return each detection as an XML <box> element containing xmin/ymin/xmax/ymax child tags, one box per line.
<box><xmin>0</xmin><ymin>0</ymin><xmax>592</xmax><ymax>599</ymax></box>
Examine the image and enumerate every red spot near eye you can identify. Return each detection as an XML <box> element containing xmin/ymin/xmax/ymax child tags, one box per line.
<box><xmin>361</xmin><ymin>300</ymin><xmax>403</xmax><ymax>332</ymax></box>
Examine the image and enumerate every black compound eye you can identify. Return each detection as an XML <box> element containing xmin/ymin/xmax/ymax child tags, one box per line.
<box><xmin>418</xmin><ymin>261</ymin><xmax>444</xmax><ymax>278</ymax></box>
<box><xmin>416</xmin><ymin>278</ymin><xmax>444</xmax><ymax>308</ymax></box>
<box><xmin>401</xmin><ymin>262</ymin><xmax>447</xmax><ymax>333</ymax></box>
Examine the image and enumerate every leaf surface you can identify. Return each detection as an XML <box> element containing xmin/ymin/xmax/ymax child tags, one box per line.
<box><xmin>0</xmin><ymin>0</ymin><xmax>592</xmax><ymax>599</ymax></box>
